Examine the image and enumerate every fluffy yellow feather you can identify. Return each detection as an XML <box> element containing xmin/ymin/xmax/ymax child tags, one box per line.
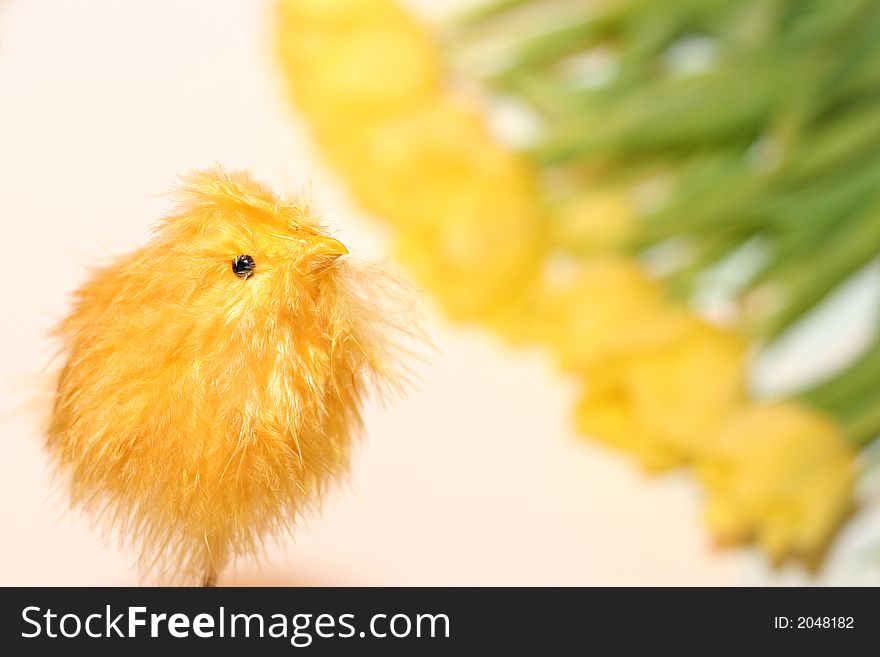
<box><xmin>47</xmin><ymin>169</ymin><xmax>410</xmax><ymax>585</ymax></box>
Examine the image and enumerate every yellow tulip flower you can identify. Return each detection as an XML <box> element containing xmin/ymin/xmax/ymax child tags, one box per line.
<box><xmin>551</xmin><ymin>190</ymin><xmax>637</xmax><ymax>255</ymax></box>
<box><xmin>520</xmin><ymin>257</ymin><xmax>667</xmax><ymax>368</ymax></box>
<box><xmin>574</xmin><ymin>313</ymin><xmax>747</xmax><ymax>470</ymax></box>
<box><xmin>698</xmin><ymin>403</ymin><xmax>857</xmax><ymax>564</ymax></box>
<box><xmin>277</xmin><ymin>0</ymin><xmax>440</xmax><ymax>136</ymax></box>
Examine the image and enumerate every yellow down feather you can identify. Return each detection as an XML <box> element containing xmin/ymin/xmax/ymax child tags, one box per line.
<box><xmin>47</xmin><ymin>169</ymin><xmax>410</xmax><ymax>584</ymax></box>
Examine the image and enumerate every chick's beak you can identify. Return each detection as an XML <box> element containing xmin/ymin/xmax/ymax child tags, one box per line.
<box><xmin>305</xmin><ymin>235</ymin><xmax>349</xmax><ymax>260</ymax></box>
<box><xmin>302</xmin><ymin>235</ymin><xmax>348</xmax><ymax>274</ymax></box>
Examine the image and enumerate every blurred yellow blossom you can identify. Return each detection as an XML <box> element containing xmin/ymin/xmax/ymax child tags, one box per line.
<box><xmin>327</xmin><ymin>100</ymin><xmax>545</xmax><ymax>317</ymax></box>
<box><xmin>551</xmin><ymin>190</ymin><xmax>637</xmax><ymax>254</ymax></box>
<box><xmin>519</xmin><ymin>257</ymin><xmax>667</xmax><ymax>367</ymax></box>
<box><xmin>393</xmin><ymin>185</ymin><xmax>543</xmax><ymax>319</ymax></box>
<box><xmin>278</xmin><ymin>1</ymin><xmax>545</xmax><ymax>320</ymax></box>
<box><xmin>278</xmin><ymin>0</ymin><xmax>440</xmax><ymax>136</ymax></box>
<box><xmin>574</xmin><ymin>314</ymin><xmax>747</xmax><ymax>471</ymax></box>
<box><xmin>328</xmin><ymin>100</ymin><xmax>529</xmax><ymax>223</ymax></box>
<box><xmin>698</xmin><ymin>403</ymin><xmax>857</xmax><ymax>564</ymax></box>
<box><xmin>279</xmin><ymin>0</ymin><xmax>401</xmax><ymax>26</ymax></box>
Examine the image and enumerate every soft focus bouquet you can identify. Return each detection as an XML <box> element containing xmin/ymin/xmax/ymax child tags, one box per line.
<box><xmin>276</xmin><ymin>0</ymin><xmax>880</xmax><ymax>566</ymax></box>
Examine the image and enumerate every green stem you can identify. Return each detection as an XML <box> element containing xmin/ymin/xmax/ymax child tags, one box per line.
<box><xmin>456</xmin><ymin>0</ymin><xmax>543</xmax><ymax>25</ymax></box>
<box><xmin>534</xmin><ymin>51</ymin><xmax>785</xmax><ymax>164</ymax></box>
<box><xmin>664</xmin><ymin>232</ymin><xmax>752</xmax><ymax>300</ymax></box>
<box><xmin>799</xmin><ymin>339</ymin><xmax>880</xmax><ymax>413</ymax></box>
<box><xmin>777</xmin><ymin>99</ymin><xmax>880</xmax><ymax>186</ymax></box>
<box><xmin>842</xmin><ymin>401</ymin><xmax>880</xmax><ymax>448</ymax></box>
<box><xmin>797</xmin><ymin>335</ymin><xmax>880</xmax><ymax>449</ymax></box>
<box><xmin>750</xmin><ymin>200</ymin><xmax>880</xmax><ymax>339</ymax></box>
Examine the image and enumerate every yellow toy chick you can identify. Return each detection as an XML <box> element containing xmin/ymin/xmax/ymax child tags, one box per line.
<box><xmin>47</xmin><ymin>169</ymin><xmax>408</xmax><ymax>585</ymax></box>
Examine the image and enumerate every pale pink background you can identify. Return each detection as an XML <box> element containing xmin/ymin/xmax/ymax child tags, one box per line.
<box><xmin>1</xmin><ymin>0</ymin><xmax>878</xmax><ymax>586</ymax></box>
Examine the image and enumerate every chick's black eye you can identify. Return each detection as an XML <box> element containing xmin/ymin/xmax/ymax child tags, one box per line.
<box><xmin>232</xmin><ymin>255</ymin><xmax>256</xmax><ymax>279</ymax></box>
